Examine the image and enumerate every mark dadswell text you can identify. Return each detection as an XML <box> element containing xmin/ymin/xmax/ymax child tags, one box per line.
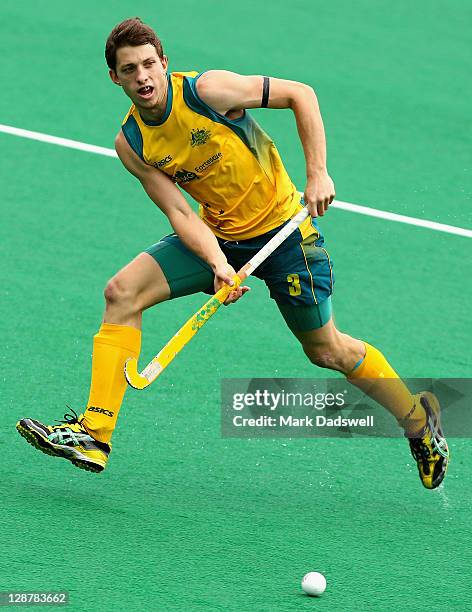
<box><xmin>232</xmin><ymin>415</ymin><xmax>375</xmax><ymax>428</ymax></box>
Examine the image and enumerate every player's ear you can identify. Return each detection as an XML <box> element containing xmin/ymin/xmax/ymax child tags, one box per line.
<box><xmin>109</xmin><ymin>69</ymin><xmax>121</xmax><ymax>86</ymax></box>
<box><xmin>161</xmin><ymin>55</ymin><xmax>169</xmax><ymax>71</ymax></box>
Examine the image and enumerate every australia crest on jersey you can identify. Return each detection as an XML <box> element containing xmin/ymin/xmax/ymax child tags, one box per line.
<box><xmin>190</xmin><ymin>127</ymin><xmax>211</xmax><ymax>147</ymax></box>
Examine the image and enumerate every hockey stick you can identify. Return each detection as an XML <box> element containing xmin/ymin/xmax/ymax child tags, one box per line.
<box><xmin>125</xmin><ymin>206</ymin><xmax>309</xmax><ymax>389</ymax></box>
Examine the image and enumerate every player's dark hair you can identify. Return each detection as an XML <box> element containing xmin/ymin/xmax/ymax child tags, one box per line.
<box><xmin>105</xmin><ymin>17</ymin><xmax>164</xmax><ymax>71</ymax></box>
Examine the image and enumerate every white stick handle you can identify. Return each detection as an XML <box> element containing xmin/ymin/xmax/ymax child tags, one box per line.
<box><xmin>242</xmin><ymin>207</ymin><xmax>309</xmax><ymax>278</ymax></box>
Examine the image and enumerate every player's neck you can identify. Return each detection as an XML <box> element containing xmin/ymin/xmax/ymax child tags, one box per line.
<box><xmin>138</xmin><ymin>79</ymin><xmax>169</xmax><ymax>123</ymax></box>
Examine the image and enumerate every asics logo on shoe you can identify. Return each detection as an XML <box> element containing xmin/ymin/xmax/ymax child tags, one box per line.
<box><xmin>87</xmin><ymin>407</ymin><xmax>114</xmax><ymax>417</ymax></box>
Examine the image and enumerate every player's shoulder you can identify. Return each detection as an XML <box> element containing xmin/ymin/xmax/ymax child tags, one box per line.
<box><xmin>171</xmin><ymin>70</ymin><xmax>200</xmax><ymax>79</ymax></box>
<box><xmin>191</xmin><ymin>70</ymin><xmax>244</xmax><ymax>99</ymax></box>
<box><xmin>173</xmin><ymin>69</ymin><xmax>228</xmax><ymax>100</ymax></box>
<box><xmin>118</xmin><ymin>105</ymin><xmax>144</xmax><ymax>162</ymax></box>
<box><xmin>114</xmin><ymin>128</ymin><xmax>133</xmax><ymax>163</ymax></box>
<box><xmin>120</xmin><ymin>103</ymin><xmax>137</xmax><ymax>129</ymax></box>
<box><xmin>114</xmin><ymin>129</ymin><xmax>127</xmax><ymax>149</ymax></box>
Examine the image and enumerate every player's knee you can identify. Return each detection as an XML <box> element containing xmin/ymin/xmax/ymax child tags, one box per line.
<box><xmin>303</xmin><ymin>334</ymin><xmax>362</xmax><ymax>374</ymax></box>
<box><xmin>302</xmin><ymin>331</ymin><xmax>349</xmax><ymax>371</ymax></box>
<box><xmin>104</xmin><ymin>275</ymin><xmax>138</xmax><ymax>310</ymax></box>
<box><xmin>304</xmin><ymin>343</ymin><xmax>339</xmax><ymax>370</ymax></box>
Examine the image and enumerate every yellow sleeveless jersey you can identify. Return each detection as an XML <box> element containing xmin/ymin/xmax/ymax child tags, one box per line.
<box><xmin>121</xmin><ymin>71</ymin><xmax>304</xmax><ymax>240</ymax></box>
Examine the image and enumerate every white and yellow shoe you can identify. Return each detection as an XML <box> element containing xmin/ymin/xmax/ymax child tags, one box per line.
<box><xmin>16</xmin><ymin>409</ymin><xmax>110</xmax><ymax>473</ymax></box>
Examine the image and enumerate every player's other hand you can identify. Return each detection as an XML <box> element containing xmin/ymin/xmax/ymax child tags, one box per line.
<box><xmin>304</xmin><ymin>172</ymin><xmax>335</xmax><ymax>217</ymax></box>
<box><xmin>213</xmin><ymin>262</ymin><xmax>250</xmax><ymax>305</ymax></box>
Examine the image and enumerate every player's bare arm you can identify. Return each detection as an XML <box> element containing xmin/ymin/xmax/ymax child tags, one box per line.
<box><xmin>114</xmin><ymin>131</ymin><xmax>248</xmax><ymax>302</ymax></box>
<box><xmin>196</xmin><ymin>70</ymin><xmax>335</xmax><ymax>217</ymax></box>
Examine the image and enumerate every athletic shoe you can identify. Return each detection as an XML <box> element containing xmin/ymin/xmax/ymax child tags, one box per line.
<box><xmin>408</xmin><ymin>392</ymin><xmax>449</xmax><ymax>489</ymax></box>
<box><xmin>16</xmin><ymin>409</ymin><xmax>110</xmax><ymax>473</ymax></box>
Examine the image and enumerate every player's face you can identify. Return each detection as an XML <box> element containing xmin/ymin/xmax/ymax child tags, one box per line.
<box><xmin>110</xmin><ymin>44</ymin><xmax>168</xmax><ymax>110</ymax></box>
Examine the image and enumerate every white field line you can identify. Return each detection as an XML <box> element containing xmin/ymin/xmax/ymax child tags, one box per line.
<box><xmin>1</xmin><ymin>122</ymin><xmax>471</xmax><ymax>239</ymax></box>
<box><xmin>0</xmin><ymin>124</ymin><xmax>118</xmax><ymax>158</ymax></box>
<box><xmin>330</xmin><ymin>201</ymin><xmax>472</xmax><ymax>238</ymax></box>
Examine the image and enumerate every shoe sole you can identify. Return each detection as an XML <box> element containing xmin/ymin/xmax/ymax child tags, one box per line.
<box><xmin>419</xmin><ymin>393</ymin><xmax>449</xmax><ymax>489</ymax></box>
<box><xmin>16</xmin><ymin>420</ymin><xmax>105</xmax><ymax>474</ymax></box>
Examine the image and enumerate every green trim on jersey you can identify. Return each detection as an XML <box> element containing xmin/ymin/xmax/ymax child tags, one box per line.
<box><xmin>121</xmin><ymin>115</ymin><xmax>144</xmax><ymax>160</ymax></box>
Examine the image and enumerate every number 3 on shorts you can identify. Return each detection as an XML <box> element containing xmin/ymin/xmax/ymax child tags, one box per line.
<box><xmin>287</xmin><ymin>273</ymin><xmax>301</xmax><ymax>296</ymax></box>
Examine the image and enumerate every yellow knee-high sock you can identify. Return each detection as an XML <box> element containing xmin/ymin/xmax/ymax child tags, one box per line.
<box><xmin>82</xmin><ymin>323</ymin><xmax>142</xmax><ymax>443</ymax></box>
<box><xmin>347</xmin><ymin>342</ymin><xmax>425</xmax><ymax>433</ymax></box>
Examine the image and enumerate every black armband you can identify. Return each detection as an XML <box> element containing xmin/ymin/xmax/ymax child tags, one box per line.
<box><xmin>261</xmin><ymin>76</ymin><xmax>270</xmax><ymax>108</ymax></box>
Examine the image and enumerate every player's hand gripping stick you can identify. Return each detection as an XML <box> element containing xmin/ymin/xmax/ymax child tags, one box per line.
<box><xmin>125</xmin><ymin>207</ymin><xmax>309</xmax><ymax>389</ymax></box>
